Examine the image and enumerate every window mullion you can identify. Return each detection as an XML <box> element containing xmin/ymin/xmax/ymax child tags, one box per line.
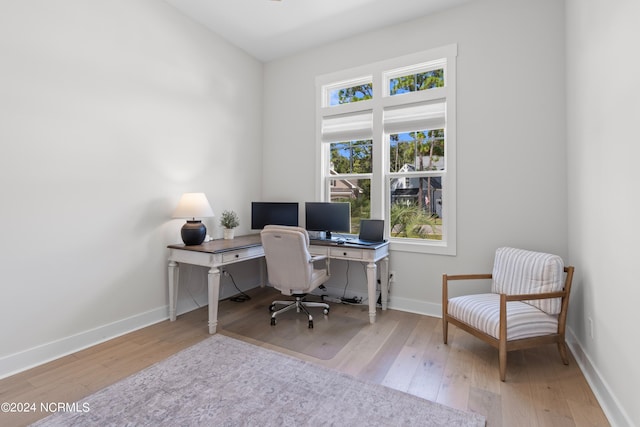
<box><xmin>389</xmin><ymin>170</ymin><xmax>444</xmax><ymax>178</ymax></box>
<box><xmin>370</xmin><ymin>74</ymin><xmax>385</xmax><ymax>220</ymax></box>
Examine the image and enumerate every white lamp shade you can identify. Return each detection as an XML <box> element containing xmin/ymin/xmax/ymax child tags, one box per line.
<box><xmin>172</xmin><ymin>193</ymin><xmax>214</xmax><ymax>219</ymax></box>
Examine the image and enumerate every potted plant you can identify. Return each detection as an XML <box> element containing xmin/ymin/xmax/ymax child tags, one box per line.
<box><xmin>220</xmin><ymin>210</ymin><xmax>240</xmax><ymax>239</ymax></box>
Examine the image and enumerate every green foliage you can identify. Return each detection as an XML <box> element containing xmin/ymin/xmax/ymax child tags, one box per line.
<box><xmin>334</xmin><ymin>69</ymin><xmax>443</xmax><ymax>104</ymax></box>
<box><xmin>390</xmin><ymin>203</ymin><xmax>441</xmax><ymax>239</ymax></box>
<box><xmin>347</xmin><ymin>196</ymin><xmax>372</xmax><ymax>234</ymax></box>
<box><xmin>389</xmin><ymin>129</ymin><xmax>444</xmax><ymax>172</ymax></box>
<box><xmin>330</xmin><ymin>140</ymin><xmax>372</xmax><ymax>174</ymax></box>
<box><xmin>390</xmin><ymin>69</ymin><xmax>444</xmax><ymax>95</ymax></box>
<box><xmin>219</xmin><ymin>210</ymin><xmax>239</xmax><ymax>229</ymax></box>
<box><xmin>336</xmin><ymin>84</ymin><xmax>373</xmax><ymax>104</ymax></box>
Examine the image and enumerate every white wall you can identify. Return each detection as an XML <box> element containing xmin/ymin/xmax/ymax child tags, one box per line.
<box><xmin>0</xmin><ymin>0</ymin><xmax>263</xmax><ymax>376</ymax></box>
<box><xmin>263</xmin><ymin>0</ymin><xmax>638</xmax><ymax>423</ymax></box>
<box><xmin>2</xmin><ymin>0</ymin><xmax>636</xmax><ymax>423</ymax></box>
<box><xmin>566</xmin><ymin>1</ymin><xmax>640</xmax><ymax>425</ymax></box>
<box><xmin>263</xmin><ymin>0</ymin><xmax>567</xmax><ymax>312</ymax></box>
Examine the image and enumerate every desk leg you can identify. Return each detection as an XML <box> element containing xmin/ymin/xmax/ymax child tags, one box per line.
<box><xmin>380</xmin><ymin>256</ymin><xmax>389</xmax><ymax>311</ymax></box>
<box><xmin>366</xmin><ymin>261</ymin><xmax>377</xmax><ymax>324</ymax></box>
<box><xmin>259</xmin><ymin>258</ymin><xmax>266</xmax><ymax>287</ymax></box>
<box><xmin>168</xmin><ymin>261</ymin><xmax>179</xmax><ymax>321</ymax></box>
<box><xmin>208</xmin><ymin>267</ymin><xmax>221</xmax><ymax>334</ymax></box>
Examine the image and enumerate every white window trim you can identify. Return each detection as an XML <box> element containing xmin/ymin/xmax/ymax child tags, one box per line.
<box><xmin>316</xmin><ymin>44</ymin><xmax>457</xmax><ymax>256</ymax></box>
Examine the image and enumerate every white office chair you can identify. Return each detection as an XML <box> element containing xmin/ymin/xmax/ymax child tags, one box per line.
<box><xmin>260</xmin><ymin>225</ymin><xmax>330</xmax><ymax>328</ymax></box>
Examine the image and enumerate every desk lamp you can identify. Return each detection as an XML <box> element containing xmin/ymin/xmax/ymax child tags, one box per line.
<box><xmin>173</xmin><ymin>192</ymin><xmax>214</xmax><ymax>245</ymax></box>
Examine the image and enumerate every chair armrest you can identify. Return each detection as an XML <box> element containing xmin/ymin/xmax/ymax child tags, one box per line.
<box><xmin>442</xmin><ymin>273</ymin><xmax>493</xmax><ymax>315</ymax></box>
<box><xmin>443</xmin><ymin>273</ymin><xmax>493</xmax><ymax>281</ymax></box>
<box><xmin>310</xmin><ymin>255</ymin><xmax>327</xmax><ymax>263</ymax></box>
<box><xmin>504</xmin><ymin>290</ymin><xmax>567</xmax><ymax>302</ymax></box>
<box><xmin>498</xmin><ymin>289</ymin><xmax>568</xmax><ymax>341</ymax></box>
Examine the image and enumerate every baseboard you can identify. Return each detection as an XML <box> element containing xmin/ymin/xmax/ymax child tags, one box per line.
<box><xmin>6</xmin><ymin>297</ymin><xmax>629</xmax><ymax>427</ymax></box>
<box><xmin>385</xmin><ymin>301</ymin><xmax>632</xmax><ymax>426</ymax></box>
<box><xmin>566</xmin><ymin>328</ymin><xmax>632</xmax><ymax>427</ymax></box>
<box><xmin>387</xmin><ymin>295</ymin><xmax>442</xmax><ymax>318</ymax></box>
<box><xmin>315</xmin><ymin>289</ymin><xmax>631</xmax><ymax>426</ymax></box>
<box><xmin>382</xmin><ymin>300</ymin><xmax>632</xmax><ymax>426</ymax></box>
<box><xmin>312</xmin><ymin>285</ymin><xmax>368</xmax><ymax>303</ymax></box>
<box><xmin>313</xmin><ymin>286</ymin><xmax>442</xmax><ymax>318</ymax></box>
<box><xmin>0</xmin><ymin>306</ymin><xmax>168</xmax><ymax>380</ymax></box>
<box><xmin>0</xmin><ymin>273</ymin><xmax>262</xmax><ymax>380</ymax></box>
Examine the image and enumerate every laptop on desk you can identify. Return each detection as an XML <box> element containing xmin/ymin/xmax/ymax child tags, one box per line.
<box><xmin>347</xmin><ymin>219</ymin><xmax>385</xmax><ymax>246</ymax></box>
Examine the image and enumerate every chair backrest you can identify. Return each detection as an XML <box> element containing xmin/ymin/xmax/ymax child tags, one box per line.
<box><xmin>491</xmin><ymin>247</ymin><xmax>565</xmax><ymax>314</ymax></box>
<box><xmin>261</xmin><ymin>225</ymin><xmax>315</xmax><ymax>294</ymax></box>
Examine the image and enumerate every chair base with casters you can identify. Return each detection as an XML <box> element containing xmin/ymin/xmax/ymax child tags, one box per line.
<box><xmin>261</xmin><ymin>225</ymin><xmax>332</xmax><ymax>330</ymax></box>
<box><xmin>269</xmin><ymin>294</ymin><xmax>329</xmax><ymax>328</ymax></box>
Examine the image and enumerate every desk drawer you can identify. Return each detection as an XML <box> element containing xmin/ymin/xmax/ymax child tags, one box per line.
<box><xmin>221</xmin><ymin>246</ymin><xmax>263</xmax><ymax>263</ymax></box>
<box><xmin>309</xmin><ymin>246</ymin><xmax>329</xmax><ymax>257</ymax></box>
<box><xmin>330</xmin><ymin>247</ymin><xmax>364</xmax><ymax>260</ymax></box>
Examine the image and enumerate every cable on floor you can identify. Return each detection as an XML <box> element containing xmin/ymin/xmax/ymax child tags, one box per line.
<box><xmin>227</xmin><ymin>270</ymin><xmax>252</xmax><ymax>302</ymax></box>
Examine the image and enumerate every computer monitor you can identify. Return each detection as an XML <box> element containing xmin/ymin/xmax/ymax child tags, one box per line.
<box><xmin>305</xmin><ymin>202</ymin><xmax>351</xmax><ymax>239</ymax></box>
<box><xmin>251</xmin><ymin>202</ymin><xmax>299</xmax><ymax>230</ymax></box>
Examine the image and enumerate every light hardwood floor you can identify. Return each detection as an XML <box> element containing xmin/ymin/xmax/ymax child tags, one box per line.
<box><xmin>0</xmin><ymin>287</ymin><xmax>609</xmax><ymax>427</ymax></box>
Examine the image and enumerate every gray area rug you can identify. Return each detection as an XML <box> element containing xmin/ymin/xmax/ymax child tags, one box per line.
<box><xmin>33</xmin><ymin>334</ymin><xmax>485</xmax><ymax>426</ymax></box>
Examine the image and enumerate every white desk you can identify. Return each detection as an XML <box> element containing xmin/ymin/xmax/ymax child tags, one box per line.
<box><xmin>167</xmin><ymin>234</ymin><xmax>390</xmax><ymax>334</ymax></box>
<box><xmin>307</xmin><ymin>238</ymin><xmax>390</xmax><ymax>324</ymax></box>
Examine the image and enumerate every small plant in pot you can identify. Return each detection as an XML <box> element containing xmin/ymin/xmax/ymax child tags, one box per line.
<box><xmin>220</xmin><ymin>210</ymin><xmax>240</xmax><ymax>239</ymax></box>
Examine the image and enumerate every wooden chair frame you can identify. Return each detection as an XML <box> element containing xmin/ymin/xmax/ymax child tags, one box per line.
<box><xmin>442</xmin><ymin>266</ymin><xmax>575</xmax><ymax>381</ymax></box>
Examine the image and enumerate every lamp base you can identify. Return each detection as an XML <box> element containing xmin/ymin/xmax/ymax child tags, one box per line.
<box><xmin>181</xmin><ymin>220</ymin><xmax>207</xmax><ymax>245</ymax></box>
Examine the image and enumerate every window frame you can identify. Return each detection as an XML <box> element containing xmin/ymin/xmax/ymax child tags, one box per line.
<box><xmin>316</xmin><ymin>45</ymin><xmax>457</xmax><ymax>255</ymax></box>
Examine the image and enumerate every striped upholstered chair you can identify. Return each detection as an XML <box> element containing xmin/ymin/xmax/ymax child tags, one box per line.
<box><xmin>442</xmin><ymin>247</ymin><xmax>575</xmax><ymax>381</ymax></box>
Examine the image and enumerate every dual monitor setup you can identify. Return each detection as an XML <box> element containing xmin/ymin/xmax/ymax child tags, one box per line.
<box><xmin>251</xmin><ymin>202</ymin><xmax>385</xmax><ymax>245</ymax></box>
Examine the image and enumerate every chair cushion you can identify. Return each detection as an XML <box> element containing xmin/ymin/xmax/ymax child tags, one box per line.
<box><xmin>448</xmin><ymin>293</ymin><xmax>559</xmax><ymax>341</ymax></box>
<box><xmin>491</xmin><ymin>247</ymin><xmax>564</xmax><ymax>314</ymax></box>
<box><xmin>261</xmin><ymin>227</ymin><xmax>314</xmax><ymax>294</ymax></box>
<box><xmin>264</xmin><ymin>225</ymin><xmax>310</xmax><ymax>247</ymax></box>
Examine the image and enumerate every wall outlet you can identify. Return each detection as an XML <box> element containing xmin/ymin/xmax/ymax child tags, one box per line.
<box><xmin>588</xmin><ymin>317</ymin><xmax>594</xmax><ymax>339</ymax></box>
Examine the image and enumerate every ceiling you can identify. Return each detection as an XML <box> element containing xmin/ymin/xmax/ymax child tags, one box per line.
<box><xmin>165</xmin><ymin>0</ymin><xmax>475</xmax><ymax>62</ymax></box>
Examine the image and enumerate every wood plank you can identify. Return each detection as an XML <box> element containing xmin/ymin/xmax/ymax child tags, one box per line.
<box><xmin>435</xmin><ymin>326</ymin><xmax>474</xmax><ymax>411</ymax></box>
<box><xmin>0</xmin><ymin>286</ymin><xmax>610</xmax><ymax>427</ymax></box>
<box><xmin>525</xmin><ymin>345</ymin><xmax>574</xmax><ymax>424</ymax></box>
<box><xmin>500</xmin><ymin>350</ymin><xmax>538</xmax><ymax>426</ymax></box>
<box><xmin>467</xmin><ymin>386</ymin><xmax>503</xmax><ymax>427</ymax></box>
<box><xmin>379</xmin><ymin>316</ymin><xmax>429</xmax><ymax>389</ymax></box>
<box><xmin>406</xmin><ymin>318</ymin><xmax>449</xmax><ymax>402</ymax></box>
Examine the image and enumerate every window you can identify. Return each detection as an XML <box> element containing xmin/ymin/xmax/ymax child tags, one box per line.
<box><xmin>389</xmin><ymin>128</ymin><xmax>444</xmax><ymax>240</ymax></box>
<box><xmin>329</xmin><ymin>138</ymin><xmax>372</xmax><ymax>234</ymax></box>
<box><xmin>388</xmin><ymin>60</ymin><xmax>445</xmax><ymax>96</ymax></box>
<box><xmin>324</xmin><ymin>77</ymin><xmax>373</xmax><ymax>106</ymax></box>
<box><xmin>316</xmin><ymin>45</ymin><xmax>457</xmax><ymax>255</ymax></box>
